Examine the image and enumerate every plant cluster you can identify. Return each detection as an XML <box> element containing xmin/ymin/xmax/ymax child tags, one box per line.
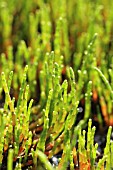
<box><xmin>0</xmin><ymin>0</ymin><xmax>113</xmax><ymax>169</ymax></box>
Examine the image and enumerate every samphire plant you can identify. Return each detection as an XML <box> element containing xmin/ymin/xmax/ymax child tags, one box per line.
<box><xmin>0</xmin><ymin>0</ymin><xmax>113</xmax><ymax>169</ymax></box>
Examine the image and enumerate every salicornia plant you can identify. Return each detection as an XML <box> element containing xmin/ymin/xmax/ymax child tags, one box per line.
<box><xmin>0</xmin><ymin>0</ymin><xmax>113</xmax><ymax>169</ymax></box>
